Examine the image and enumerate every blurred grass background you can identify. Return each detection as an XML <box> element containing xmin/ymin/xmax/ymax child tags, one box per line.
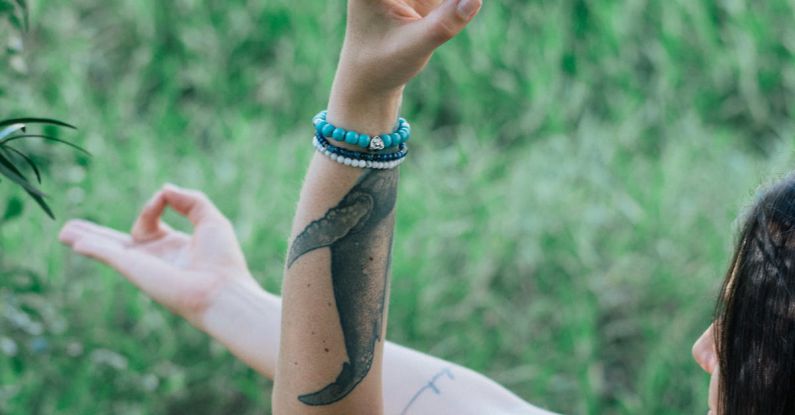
<box><xmin>2</xmin><ymin>0</ymin><xmax>795</xmax><ymax>413</ymax></box>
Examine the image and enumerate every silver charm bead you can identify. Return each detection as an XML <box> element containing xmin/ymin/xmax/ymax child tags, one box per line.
<box><xmin>369</xmin><ymin>136</ymin><xmax>385</xmax><ymax>151</ymax></box>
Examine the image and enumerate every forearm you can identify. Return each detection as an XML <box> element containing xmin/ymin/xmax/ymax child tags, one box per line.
<box><xmin>272</xmin><ymin>92</ymin><xmax>400</xmax><ymax>413</ymax></box>
<box><xmin>271</xmin><ymin>0</ymin><xmax>484</xmax><ymax>410</ymax></box>
<box><xmin>383</xmin><ymin>344</ymin><xmax>557</xmax><ymax>415</ymax></box>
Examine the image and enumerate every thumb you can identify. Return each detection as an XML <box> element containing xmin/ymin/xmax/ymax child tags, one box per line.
<box><xmin>405</xmin><ymin>0</ymin><xmax>482</xmax><ymax>54</ymax></box>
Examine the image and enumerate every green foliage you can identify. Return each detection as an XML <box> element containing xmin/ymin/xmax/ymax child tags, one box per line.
<box><xmin>1</xmin><ymin>0</ymin><xmax>85</xmax><ymax>220</ymax></box>
<box><xmin>0</xmin><ymin>0</ymin><xmax>28</xmax><ymax>77</ymax></box>
<box><xmin>0</xmin><ymin>118</ymin><xmax>83</xmax><ymax>219</ymax></box>
<box><xmin>2</xmin><ymin>0</ymin><xmax>795</xmax><ymax>414</ymax></box>
<box><xmin>0</xmin><ymin>0</ymin><xmax>27</xmax><ymax>32</ymax></box>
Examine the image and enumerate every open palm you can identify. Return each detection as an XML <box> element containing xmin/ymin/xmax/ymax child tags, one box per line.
<box><xmin>59</xmin><ymin>184</ymin><xmax>256</xmax><ymax>325</ymax></box>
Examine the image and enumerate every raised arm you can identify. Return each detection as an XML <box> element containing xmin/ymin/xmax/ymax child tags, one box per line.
<box><xmin>273</xmin><ymin>0</ymin><xmax>481</xmax><ymax>413</ymax></box>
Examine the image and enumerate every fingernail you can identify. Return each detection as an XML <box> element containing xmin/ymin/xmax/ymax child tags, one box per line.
<box><xmin>456</xmin><ymin>0</ymin><xmax>481</xmax><ymax>20</ymax></box>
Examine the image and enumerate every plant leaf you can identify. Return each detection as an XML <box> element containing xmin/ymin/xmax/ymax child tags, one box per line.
<box><xmin>0</xmin><ymin>134</ymin><xmax>91</xmax><ymax>156</ymax></box>
<box><xmin>0</xmin><ymin>151</ymin><xmax>44</xmax><ymax>196</ymax></box>
<box><xmin>2</xmin><ymin>145</ymin><xmax>40</xmax><ymax>183</ymax></box>
<box><xmin>0</xmin><ymin>115</ymin><xmax>71</xmax><ymax>220</ymax></box>
<box><xmin>0</xmin><ymin>154</ymin><xmax>53</xmax><ymax>219</ymax></box>
<box><xmin>26</xmin><ymin>191</ymin><xmax>54</xmax><ymax>219</ymax></box>
<box><xmin>0</xmin><ymin>118</ymin><xmax>77</xmax><ymax>130</ymax></box>
<box><xmin>0</xmin><ymin>123</ymin><xmax>25</xmax><ymax>140</ymax></box>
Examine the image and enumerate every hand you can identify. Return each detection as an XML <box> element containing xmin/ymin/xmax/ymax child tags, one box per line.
<box><xmin>58</xmin><ymin>184</ymin><xmax>259</xmax><ymax>328</ymax></box>
<box><xmin>337</xmin><ymin>0</ymin><xmax>483</xmax><ymax>97</ymax></box>
<box><xmin>328</xmin><ymin>0</ymin><xmax>482</xmax><ymax>133</ymax></box>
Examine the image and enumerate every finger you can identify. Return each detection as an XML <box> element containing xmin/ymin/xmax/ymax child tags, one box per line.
<box><xmin>70</xmin><ymin>233</ymin><xmax>133</xmax><ymax>271</ymax></box>
<box><xmin>60</xmin><ymin>219</ymin><xmax>132</xmax><ymax>247</ymax></box>
<box><xmin>403</xmin><ymin>0</ymin><xmax>482</xmax><ymax>54</ymax></box>
<box><xmin>68</xmin><ymin>232</ymin><xmax>185</xmax><ymax>305</ymax></box>
<box><xmin>161</xmin><ymin>183</ymin><xmax>225</xmax><ymax>226</ymax></box>
<box><xmin>131</xmin><ymin>190</ymin><xmax>168</xmax><ymax>242</ymax></box>
<box><xmin>63</xmin><ymin>230</ymin><xmax>147</xmax><ymax>281</ymax></box>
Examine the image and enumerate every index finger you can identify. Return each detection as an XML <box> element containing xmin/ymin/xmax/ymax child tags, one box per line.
<box><xmin>131</xmin><ymin>190</ymin><xmax>168</xmax><ymax>242</ymax></box>
<box><xmin>160</xmin><ymin>183</ymin><xmax>226</xmax><ymax>226</ymax></box>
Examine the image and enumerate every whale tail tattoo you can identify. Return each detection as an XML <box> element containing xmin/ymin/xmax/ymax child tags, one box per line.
<box><xmin>287</xmin><ymin>169</ymin><xmax>398</xmax><ymax>406</ymax></box>
<box><xmin>297</xmin><ymin>360</ymin><xmax>368</xmax><ymax>406</ymax></box>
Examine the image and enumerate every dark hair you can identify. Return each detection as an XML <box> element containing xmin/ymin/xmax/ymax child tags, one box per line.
<box><xmin>715</xmin><ymin>175</ymin><xmax>795</xmax><ymax>414</ymax></box>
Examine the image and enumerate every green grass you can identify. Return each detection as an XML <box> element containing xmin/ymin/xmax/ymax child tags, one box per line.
<box><xmin>2</xmin><ymin>0</ymin><xmax>795</xmax><ymax>413</ymax></box>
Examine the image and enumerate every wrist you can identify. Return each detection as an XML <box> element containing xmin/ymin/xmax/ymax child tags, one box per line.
<box><xmin>199</xmin><ymin>276</ymin><xmax>282</xmax><ymax>379</ymax></box>
<box><xmin>328</xmin><ymin>42</ymin><xmax>407</xmax><ymax>135</ymax></box>
<box><xmin>327</xmin><ymin>81</ymin><xmax>404</xmax><ymax>136</ymax></box>
<box><xmin>193</xmin><ymin>274</ymin><xmax>265</xmax><ymax>330</ymax></box>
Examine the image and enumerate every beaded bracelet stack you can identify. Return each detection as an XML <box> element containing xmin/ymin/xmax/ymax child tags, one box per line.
<box><xmin>311</xmin><ymin>110</ymin><xmax>411</xmax><ymax>170</ymax></box>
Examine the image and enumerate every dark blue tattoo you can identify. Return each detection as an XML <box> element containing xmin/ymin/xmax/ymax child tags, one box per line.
<box><xmin>400</xmin><ymin>368</ymin><xmax>455</xmax><ymax>415</ymax></box>
<box><xmin>287</xmin><ymin>169</ymin><xmax>399</xmax><ymax>406</ymax></box>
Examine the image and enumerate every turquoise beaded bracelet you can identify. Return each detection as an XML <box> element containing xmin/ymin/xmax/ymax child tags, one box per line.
<box><xmin>313</xmin><ymin>110</ymin><xmax>411</xmax><ymax>151</ymax></box>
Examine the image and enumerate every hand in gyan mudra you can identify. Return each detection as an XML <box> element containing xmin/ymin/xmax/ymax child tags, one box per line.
<box><xmin>59</xmin><ymin>184</ymin><xmax>258</xmax><ymax>327</ymax></box>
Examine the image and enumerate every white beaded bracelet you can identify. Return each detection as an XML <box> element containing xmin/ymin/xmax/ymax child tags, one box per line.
<box><xmin>312</xmin><ymin>136</ymin><xmax>407</xmax><ymax>170</ymax></box>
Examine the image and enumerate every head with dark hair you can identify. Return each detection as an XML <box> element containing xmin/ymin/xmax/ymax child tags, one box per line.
<box><xmin>692</xmin><ymin>175</ymin><xmax>795</xmax><ymax>414</ymax></box>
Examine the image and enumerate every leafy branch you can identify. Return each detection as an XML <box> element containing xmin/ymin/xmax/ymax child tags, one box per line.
<box><xmin>0</xmin><ymin>118</ymin><xmax>87</xmax><ymax>219</ymax></box>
